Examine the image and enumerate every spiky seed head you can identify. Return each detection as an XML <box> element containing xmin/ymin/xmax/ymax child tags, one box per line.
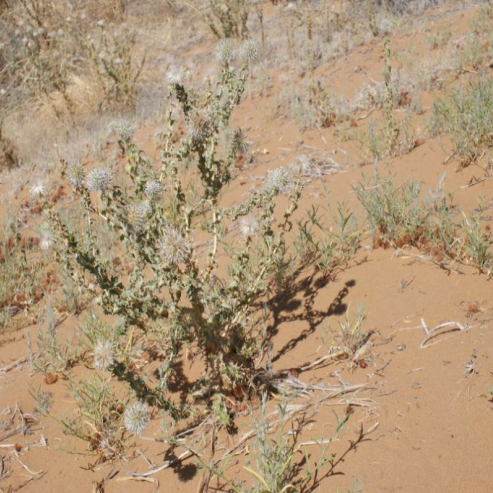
<box><xmin>216</xmin><ymin>39</ymin><xmax>237</xmax><ymax>64</ymax></box>
<box><xmin>126</xmin><ymin>203</ymin><xmax>148</xmax><ymax>235</ymax></box>
<box><xmin>167</xmin><ymin>65</ymin><xmax>184</xmax><ymax>86</ymax></box>
<box><xmin>86</xmin><ymin>167</ymin><xmax>114</xmax><ymax>193</ymax></box>
<box><xmin>227</xmin><ymin>127</ymin><xmax>250</xmax><ymax>155</ymax></box>
<box><xmin>124</xmin><ymin>401</ymin><xmax>150</xmax><ymax>436</ymax></box>
<box><xmin>187</xmin><ymin>110</ymin><xmax>212</xmax><ymax>145</ymax></box>
<box><xmin>144</xmin><ymin>181</ymin><xmax>163</xmax><ymax>201</ymax></box>
<box><xmin>239</xmin><ymin>215</ymin><xmax>259</xmax><ymax>239</ymax></box>
<box><xmin>39</xmin><ymin>224</ymin><xmax>54</xmax><ymax>251</ymax></box>
<box><xmin>30</xmin><ymin>180</ymin><xmax>47</xmax><ymax>198</ymax></box>
<box><xmin>110</xmin><ymin>120</ymin><xmax>134</xmax><ymax>143</ymax></box>
<box><xmin>159</xmin><ymin>227</ymin><xmax>191</xmax><ymax>265</ymax></box>
<box><xmin>92</xmin><ymin>339</ymin><xmax>115</xmax><ymax>371</ymax></box>
<box><xmin>66</xmin><ymin>163</ymin><xmax>86</xmax><ymax>189</ymax></box>
<box><xmin>266</xmin><ymin>168</ymin><xmax>292</xmax><ymax>194</ymax></box>
<box><xmin>240</xmin><ymin>40</ymin><xmax>259</xmax><ymax>64</ymax></box>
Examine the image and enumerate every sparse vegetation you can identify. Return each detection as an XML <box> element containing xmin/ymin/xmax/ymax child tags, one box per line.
<box><xmin>430</xmin><ymin>75</ymin><xmax>493</xmax><ymax>167</ymax></box>
<box><xmin>0</xmin><ymin>1</ymin><xmax>492</xmax><ymax>491</ymax></box>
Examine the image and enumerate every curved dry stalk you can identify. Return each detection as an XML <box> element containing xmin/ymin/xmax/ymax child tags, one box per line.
<box><xmin>419</xmin><ymin>318</ymin><xmax>471</xmax><ymax>348</ymax></box>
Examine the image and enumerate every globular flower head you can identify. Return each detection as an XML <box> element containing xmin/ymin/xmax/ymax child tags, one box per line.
<box><xmin>126</xmin><ymin>203</ymin><xmax>148</xmax><ymax>235</ymax></box>
<box><xmin>216</xmin><ymin>39</ymin><xmax>237</xmax><ymax>64</ymax></box>
<box><xmin>187</xmin><ymin>110</ymin><xmax>212</xmax><ymax>145</ymax></box>
<box><xmin>86</xmin><ymin>167</ymin><xmax>114</xmax><ymax>193</ymax></box>
<box><xmin>167</xmin><ymin>65</ymin><xmax>184</xmax><ymax>86</ymax></box>
<box><xmin>266</xmin><ymin>167</ymin><xmax>292</xmax><ymax>194</ymax></box>
<box><xmin>239</xmin><ymin>215</ymin><xmax>259</xmax><ymax>240</ymax></box>
<box><xmin>159</xmin><ymin>227</ymin><xmax>191</xmax><ymax>265</ymax></box>
<box><xmin>92</xmin><ymin>339</ymin><xmax>115</xmax><ymax>371</ymax></box>
<box><xmin>66</xmin><ymin>163</ymin><xmax>86</xmax><ymax>189</ymax></box>
<box><xmin>144</xmin><ymin>181</ymin><xmax>163</xmax><ymax>201</ymax></box>
<box><xmin>240</xmin><ymin>39</ymin><xmax>259</xmax><ymax>64</ymax></box>
<box><xmin>30</xmin><ymin>180</ymin><xmax>47</xmax><ymax>198</ymax></box>
<box><xmin>124</xmin><ymin>401</ymin><xmax>150</xmax><ymax>436</ymax></box>
<box><xmin>110</xmin><ymin>120</ymin><xmax>134</xmax><ymax>143</ymax></box>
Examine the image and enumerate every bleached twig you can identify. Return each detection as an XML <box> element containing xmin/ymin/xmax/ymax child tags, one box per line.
<box><xmin>419</xmin><ymin>318</ymin><xmax>470</xmax><ymax>348</ymax></box>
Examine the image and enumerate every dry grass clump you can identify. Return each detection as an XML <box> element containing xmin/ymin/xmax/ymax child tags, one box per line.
<box><xmin>0</xmin><ymin>0</ymin><xmax>143</xmax><ymax>117</ymax></box>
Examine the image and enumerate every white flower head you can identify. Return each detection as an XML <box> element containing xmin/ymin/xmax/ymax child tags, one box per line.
<box><xmin>266</xmin><ymin>167</ymin><xmax>292</xmax><ymax>194</ymax></box>
<box><xmin>239</xmin><ymin>215</ymin><xmax>259</xmax><ymax>240</ymax></box>
<box><xmin>167</xmin><ymin>65</ymin><xmax>184</xmax><ymax>86</ymax></box>
<box><xmin>110</xmin><ymin>120</ymin><xmax>134</xmax><ymax>143</ymax></box>
<box><xmin>86</xmin><ymin>167</ymin><xmax>114</xmax><ymax>193</ymax></box>
<box><xmin>240</xmin><ymin>40</ymin><xmax>260</xmax><ymax>64</ymax></box>
<box><xmin>30</xmin><ymin>180</ymin><xmax>47</xmax><ymax>198</ymax></box>
<box><xmin>216</xmin><ymin>39</ymin><xmax>237</xmax><ymax>64</ymax></box>
<box><xmin>66</xmin><ymin>163</ymin><xmax>86</xmax><ymax>189</ymax></box>
<box><xmin>92</xmin><ymin>339</ymin><xmax>115</xmax><ymax>371</ymax></box>
<box><xmin>144</xmin><ymin>181</ymin><xmax>163</xmax><ymax>201</ymax></box>
<box><xmin>124</xmin><ymin>401</ymin><xmax>150</xmax><ymax>436</ymax></box>
<box><xmin>159</xmin><ymin>227</ymin><xmax>190</xmax><ymax>265</ymax></box>
<box><xmin>39</xmin><ymin>224</ymin><xmax>54</xmax><ymax>251</ymax></box>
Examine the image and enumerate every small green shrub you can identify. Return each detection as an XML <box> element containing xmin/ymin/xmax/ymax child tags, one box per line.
<box><xmin>329</xmin><ymin>304</ymin><xmax>367</xmax><ymax>357</ymax></box>
<box><xmin>354</xmin><ymin>172</ymin><xmax>457</xmax><ymax>252</ymax></box>
<box><xmin>462</xmin><ymin>213</ymin><xmax>493</xmax><ymax>275</ymax></box>
<box><xmin>294</xmin><ymin>201</ymin><xmax>361</xmax><ymax>278</ymax></box>
<box><xmin>430</xmin><ymin>76</ymin><xmax>493</xmax><ymax>167</ymax></box>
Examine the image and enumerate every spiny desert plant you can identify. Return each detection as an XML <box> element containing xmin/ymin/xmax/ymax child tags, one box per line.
<box><xmin>47</xmin><ymin>41</ymin><xmax>301</xmax><ymax>421</ymax></box>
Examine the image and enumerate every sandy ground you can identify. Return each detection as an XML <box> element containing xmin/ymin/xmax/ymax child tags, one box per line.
<box><xmin>1</xmin><ymin>2</ymin><xmax>492</xmax><ymax>492</ymax></box>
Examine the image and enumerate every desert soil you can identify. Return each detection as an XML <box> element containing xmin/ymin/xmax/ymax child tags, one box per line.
<box><xmin>1</xmin><ymin>2</ymin><xmax>492</xmax><ymax>492</ymax></box>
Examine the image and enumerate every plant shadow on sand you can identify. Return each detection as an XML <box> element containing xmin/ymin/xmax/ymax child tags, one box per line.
<box><xmin>267</xmin><ymin>270</ymin><xmax>356</xmax><ymax>364</ymax></box>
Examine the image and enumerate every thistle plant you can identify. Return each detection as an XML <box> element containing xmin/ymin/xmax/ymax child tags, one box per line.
<box><xmin>47</xmin><ymin>42</ymin><xmax>301</xmax><ymax>418</ymax></box>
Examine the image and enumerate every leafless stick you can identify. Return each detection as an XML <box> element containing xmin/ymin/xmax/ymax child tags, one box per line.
<box><xmin>118</xmin><ymin>450</ymin><xmax>192</xmax><ymax>478</ymax></box>
<box><xmin>299</xmin><ymin>350</ymin><xmax>348</xmax><ymax>371</ymax></box>
<box><xmin>0</xmin><ymin>426</ymin><xmax>23</xmax><ymax>442</ymax></box>
<box><xmin>13</xmin><ymin>455</ymin><xmax>44</xmax><ymax>477</ymax></box>
<box><xmin>419</xmin><ymin>318</ymin><xmax>470</xmax><ymax>348</ymax></box>
<box><xmin>0</xmin><ymin>357</ymin><xmax>29</xmax><ymax>375</ymax></box>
